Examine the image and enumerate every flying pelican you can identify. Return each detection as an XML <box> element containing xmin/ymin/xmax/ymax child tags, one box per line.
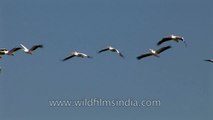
<box><xmin>0</xmin><ymin>48</ymin><xmax>7</xmax><ymax>57</ymax></box>
<box><xmin>204</xmin><ymin>59</ymin><xmax>213</xmax><ymax>63</ymax></box>
<box><xmin>137</xmin><ymin>46</ymin><xmax>172</xmax><ymax>60</ymax></box>
<box><xmin>0</xmin><ymin>47</ymin><xmax>22</xmax><ymax>56</ymax></box>
<box><xmin>62</xmin><ymin>51</ymin><xmax>92</xmax><ymax>61</ymax></box>
<box><xmin>157</xmin><ymin>35</ymin><xmax>186</xmax><ymax>46</ymax></box>
<box><xmin>20</xmin><ymin>44</ymin><xmax>43</xmax><ymax>54</ymax></box>
<box><xmin>98</xmin><ymin>46</ymin><xmax>124</xmax><ymax>58</ymax></box>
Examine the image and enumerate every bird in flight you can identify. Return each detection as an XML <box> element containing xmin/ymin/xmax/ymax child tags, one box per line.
<box><xmin>157</xmin><ymin>35</ymin><xmax>186</xmax><ymax>46</ymax></box>
<box><xmin>0</xmin><ymin>48</ymin><xmax>8</xmax><ymax>58</ymax></box>
<box><xmin>98</xmin><ymin>46</ymin><xmax>124</xmax><ymax>58</ymax></box>
<box><xmin>137</xmin><ymin>46</ymin><xmax>172</xmax><ymax>60</ymax></box>
<box><xmin>204</xmin><ymin>59</ymin><xmax>213</xmax><ymax>63</ymax></box>
<box><xmin>62</xmin><ymin>51</ymin><xmax>92</xmax><ymax>61</ymax></box>
<box><xmin>0</xmin><ymin>47</ymin><xmax>22</xmax><ymax>56</ymax></box>
<box><xmin>20</xmin><ymin>44</ymin><xmax>43</xmax><ymax>54</ymax></box>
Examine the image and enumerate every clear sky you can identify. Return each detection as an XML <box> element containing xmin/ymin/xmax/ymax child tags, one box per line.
<box><xmin>0</xmin><ymin>0</ymin><xmax>213</xmax><ymax>120</ymax></box>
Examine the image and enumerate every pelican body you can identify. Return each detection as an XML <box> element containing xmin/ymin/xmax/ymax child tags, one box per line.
<box><xmin>157</xmin><ymin>35</ymin><xmax>186</xmax><ymax>46</ymax></box>
<box><xmin>62</xmin><ymin>51</ymin><xmax>92</xmax><ymax>61</ymax></box>
<box><xmin>98</xmin><ymin>46</ymin><xmax>124</xmax><ymax>58</ymax></box>
<box><xmin>0</xmin><ymin>47</ymin><xmax>21</xmax><ymax>56</ymax></box>
<box><xmin>137</xmin><ymin>46</ymin><xmax>171</xmax><ymax>60</ymax></box>
<box><xmin>20</xmin><ymin>44</ymin><xmax>43</xmax><ymax>54</ymax></box>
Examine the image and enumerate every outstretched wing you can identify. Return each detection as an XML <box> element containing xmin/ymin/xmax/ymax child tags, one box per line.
<box><xmin>137</xmin><ymin>53</ymin><xmax>153</xmax><ymax>60</ymax></box>
<box><xmin>30</xmin><ymin>45</ymin><xmax>43</xmax><ymax>51</ymax></box>
<box><xmin>98</xmin><ymin>48</ymin><xmax>110</xmax><ymax>53</ymax></box>
<box><xmin>204</xmin><ymin>59</ymin><xmax>213</xmax><ymax>63</ymax></box>
<box><xmin>156</xmin><ymin>46</ymin><xmax>171</xmax><ymax>54</ymax></box>
<box><xmin>62</xmin><ymin>55</ymin><xmax>75</xmax><ymax>61</ymax></box>
<box><xmin>157</xmin><ymin>37</ymin><xmax>172</xmax><ymax>46</ymax></box>
<box><xmin>8</xmin><ymin>47</ymin><xmax>22</xmax><ymax>55</ymax></box>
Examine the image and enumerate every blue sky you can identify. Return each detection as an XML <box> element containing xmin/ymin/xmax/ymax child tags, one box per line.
<box><xmin>0</xmin><ymin>0</ymin><xmax>213</xmax><ymax>119</ymax></box>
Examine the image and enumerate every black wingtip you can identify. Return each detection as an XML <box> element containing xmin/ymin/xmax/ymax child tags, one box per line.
<box><xmin>61</xmin><ymin>58</ymin><xmax>69</xmax><ymax>62</ymax></box>
<box><xmin>61</xmin><ymin>59</ymin><xmax>66</xmax><ymax>62</ymax></box>
<box><xmin>167</xmin><ymin>45</ymin><xmax>172</xmax><ymax>49</ymax></box>
<box><xmin>157</xmin><ymin>42</ymin><xmax>161</xmax><ymax>46</ymax></box>
<box><xmin>136</xmin><ymin>56</ymin><xmax>141</xmax><ymax>60</ymax></box>
<box><xmin>204</xmin><ymin>59</ymin><xmax>211</xmax><ymax>62</ymax></box>
<box><xmin>119</xmin><ymin>53</ymin><xmax>125</xmax><ymax>58</ymax></box>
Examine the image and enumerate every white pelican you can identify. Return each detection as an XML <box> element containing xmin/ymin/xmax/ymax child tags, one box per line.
<box><xmin>137</xmin><ymin>46</ymin><xmax>171</xmax><ymax>60</ymax></box>
<box><xmin>98</xmin><ymin>46</ymin><xmax>124</xmax><ymax>58</ymax></box>
<box><xmin>204</xmin><ymin>59</ymin><xmax>213</xmax><ymax>63</ymax></box>
<box><xmin>0</xmin><ymin>48</ymin><xmax>7</xmax><ymax>57</ymax></box>
<box><xmin>0</xmin><ymin>47</ymin><xmax>22</xmax><ymax>56</ymax></box>
<box><xmin>157</xmin><ymin>35</ymin><xmax>186</xmax><ymax>46</ymax></box>
<box><xmin>62</xmin><ymin>51</ymin><xmax>92</xmax><ymax>61</ymax></box>
<box><xmin>20</xmin><ymin>44</ymin><xmax>43</xmax><ymax>54</ymax></box>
